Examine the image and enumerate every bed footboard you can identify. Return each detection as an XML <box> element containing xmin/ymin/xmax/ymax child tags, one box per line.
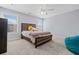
<box><xmin>21</xmin><ymin>33</ymin><xmax>52</xmax><ymax>48</ymax></box>
<box><xmin>35</xmin><ymin>35</ymin><xmax>52</xmax><ymax>48</ymax></box>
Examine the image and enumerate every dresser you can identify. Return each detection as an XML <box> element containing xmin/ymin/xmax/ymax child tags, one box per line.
<box><xmin>0</xmin><ymin>18</ymin><xmax>7</xmax><ymax>54</ymax></box>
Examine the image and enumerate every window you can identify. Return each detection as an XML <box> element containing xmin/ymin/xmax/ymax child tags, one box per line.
<box><xmin>4</xmin><ymin>15</ymin><xmax>17</xmax><ymax>32</ymax></box>
<box><xmin>37</xmin><ymin>19</ymin><xmax>43</xmax><ymax>31</ymax></box>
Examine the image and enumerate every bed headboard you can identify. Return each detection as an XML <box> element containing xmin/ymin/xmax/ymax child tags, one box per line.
<box><xmin>21</xmin><ymin>23</ymin><xmax>36</xmax><ymax>31</ymax></box>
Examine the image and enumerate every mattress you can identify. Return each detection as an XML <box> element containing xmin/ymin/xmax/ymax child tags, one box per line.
<box><xmin>22</xmin><ymin>31</ymin><xmax>52</xmax><ymax>43</ymax></box>
<box><xmin>22</xmin><ymin>31</ymin><xmax>35</xmax><ymax>43</ymax></box>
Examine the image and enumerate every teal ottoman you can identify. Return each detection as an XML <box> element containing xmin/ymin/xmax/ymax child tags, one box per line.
<box><xmin>65</xmin><ymin>35</ymin><xmax>79</xmax><ymax>55</ymax></box>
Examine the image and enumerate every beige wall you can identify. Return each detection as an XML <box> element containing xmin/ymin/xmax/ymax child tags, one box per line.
<box><xmin>44</xmin><ymin>9</ymin><xmax>79</xmax><ymax>37</ymax></box>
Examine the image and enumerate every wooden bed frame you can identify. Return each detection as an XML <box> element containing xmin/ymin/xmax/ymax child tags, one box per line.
<box><xmin>21</xmin><ymin>23</ymin><xmax>52</xmax><ymax>48</ymax></box>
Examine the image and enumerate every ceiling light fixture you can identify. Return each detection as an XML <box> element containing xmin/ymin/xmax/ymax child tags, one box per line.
<box><xmin>40</xmin><ymin>5</ymin><xmax>54</xmax><ymax>15</ymax></box>
<box><xmin>41</xmin><ymin>11</ymin><xmax>47</xmax><ymax>15</ymax></box>
<box><xmin>41</xmin><ymin>9</ymin><xmax>47</xmax><ymax>15</ymax></box>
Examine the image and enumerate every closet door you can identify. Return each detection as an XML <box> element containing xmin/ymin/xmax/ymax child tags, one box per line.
<box><xmin>0</xmin><ymin>18</ymin><xmax>7</xmax><ymax>54</ymax></box>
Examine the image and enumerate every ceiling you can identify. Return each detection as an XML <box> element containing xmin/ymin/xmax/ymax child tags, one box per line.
<box><xmin>0</xmin><ymin>4</ymin><xmax>79</xmax><ymax>18</ymax></box>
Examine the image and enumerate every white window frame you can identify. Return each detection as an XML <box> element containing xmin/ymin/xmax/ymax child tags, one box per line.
<box><xmin>3</xmin><ymin>14</ymin><xmax>18</xmax><ymax>33</ymax></box>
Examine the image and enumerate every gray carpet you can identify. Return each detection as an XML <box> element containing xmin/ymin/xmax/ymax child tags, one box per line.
<box><xmin>3</xmin><ymin>37</ymin><xmax>73</xmax><ymax>55</ymax></box>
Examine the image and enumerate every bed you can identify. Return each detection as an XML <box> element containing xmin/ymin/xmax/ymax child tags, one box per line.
<box><xmin>21</xmin><ymin>23</ymin><xmax>52</xmax><ymax>48</ymax></box>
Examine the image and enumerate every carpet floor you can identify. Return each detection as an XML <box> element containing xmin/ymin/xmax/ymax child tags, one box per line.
<box><xmin>3</xmin><ymin>36</ymin><xmax>73</xmax><ymax>55</ymax></box>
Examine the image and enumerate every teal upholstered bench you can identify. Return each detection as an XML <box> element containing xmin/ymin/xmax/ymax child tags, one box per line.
<box><xmin>65</xmin><ymin>35</ymin><xmax>79</xmax><ymax>55</ymax></box>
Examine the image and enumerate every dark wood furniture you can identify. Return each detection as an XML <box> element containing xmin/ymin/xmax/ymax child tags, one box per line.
<box><xmin>0</xmin><ymin>18</ymin><xmax>7</xmax><ymax>54</ymax></box>
<box><xmin>21</xmin><ymin>23</ymin><xmax>52</xmax><ymax>48</ymax></box>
